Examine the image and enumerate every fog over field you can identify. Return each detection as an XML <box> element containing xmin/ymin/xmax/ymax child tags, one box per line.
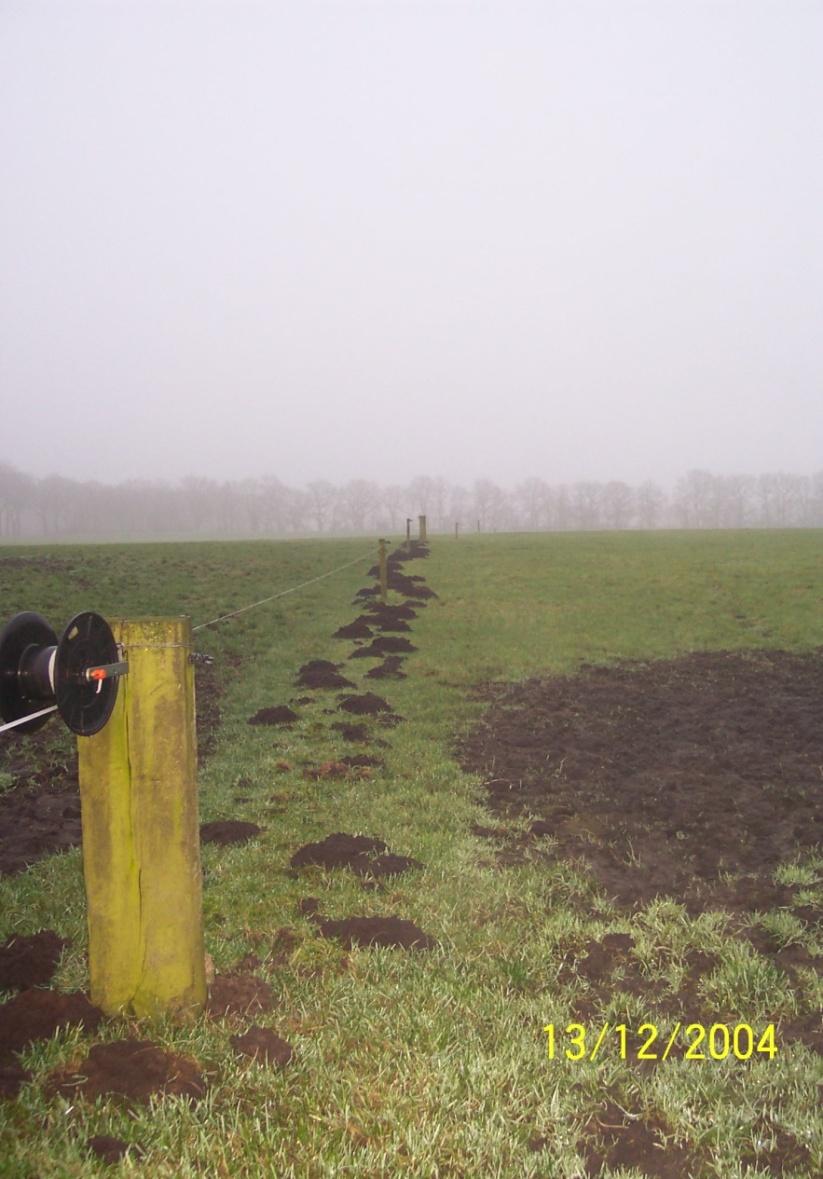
<box><xmin>1</xmin><ymin>2</ymin><xmax>821</xmax><ymax>492</ymax></box>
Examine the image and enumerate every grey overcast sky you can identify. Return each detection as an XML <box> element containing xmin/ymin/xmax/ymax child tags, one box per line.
<box><xmin>1</xmin><ymin>1</ymin><xmax>821</xmax><ymax>489</ymax></box>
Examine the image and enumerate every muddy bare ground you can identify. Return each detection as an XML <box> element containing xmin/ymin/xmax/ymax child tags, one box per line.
<box><xmin>461</xmin><ymin>650</ymin><xmax>823</xmax><ymax>1063</ymax></box>
<box><xmin>459</xmin><ymin>649</ymin><xmax>823</xmax><ymax>915</ymax></box>
<box><xmin>576</xmin><ymin>1099</ymin><xmax>710</xmax><ymax>1178</ymax></box>
<box><xmin>0</xmin><ymin>664</ymin><xmax>223</xmax><ymax>876</ymax></box>
<box><xmin>0</xmin><ymin>930</ymin><xmax>67</xmax><ymax>990</ymax></box>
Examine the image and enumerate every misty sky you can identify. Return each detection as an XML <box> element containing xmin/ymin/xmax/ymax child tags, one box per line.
<box><xmin>1</xmin><ymin>1</ymin><xmax>821</xmax><ymax>490</ymax></box>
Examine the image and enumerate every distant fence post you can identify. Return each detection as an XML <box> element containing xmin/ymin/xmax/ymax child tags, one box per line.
<box><xmin>405</xmin><ymin>517</ymin><xmax>412</xmax><ymax>551</ymax></box>
<box><xmin>454</xmin><ymin>521</ymin><xmax>459</xmax><ymax>539</ymax></box>
<box><xmin>378</xmin><ymin>538</ymin><xmax>388</xmax><ymax>604</ymax></box>
<box><xmin>418</xmin><ymin>514</ymin><xmax>427</xmax><ymax>541</ymax></box>
<box><xmin>77</xmin><ymin>617</ymin><xmax>206</xmax><ymax>1020</ymax></box>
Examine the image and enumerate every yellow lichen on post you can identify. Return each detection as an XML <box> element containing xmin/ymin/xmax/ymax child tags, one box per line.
<box><xmin>77</xmin><ymin>617</ymin><xmax>206</xmax><ymax>1020</ymax></box>
<box><xmin>378</xmin><ymin>538</ymin><xmax>388</xmax><ymax>605</ymax></box>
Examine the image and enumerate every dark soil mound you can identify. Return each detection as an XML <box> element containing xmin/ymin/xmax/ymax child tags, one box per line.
<box><xmin>316</xmin><ymin>915</ymin><xmax>435</xmax><ymax>950</ymax></box>
<box><xmin>333</xmin><ymin>618</ymin><xmax>374</xmax><ymax>639</ymax></box>
<box><xmin>331</xmin><ymin>722</ymin><xmax>370</xmax><ymax>742</ymax></box>
<box><xmin>374</xmin><ymin>619</ymin><xmax>411</xmax><ymax>633</ymax></box>
<box><xmin>87</xmin><ymin>1136</ymin><xmax>144</xmax><ymax>1165</ymax></box>
<box><xmin>364</xmin><ymin>603</ymin><xmax>418</xmax><ymax>622</ymax></box>
<box><xmin>0</xmin><ymin>989</ymin><xmax>103</xmax><ymax>1054</ymax></box>
<box><xmin>230</xmin><ymin>1026</ymin><xmax>293</xmax><ymax>1066</ymax></box>
<box><xmin>303</xmin><ymin>761</ymin><xmax>351</xmax><ymax>781</ymax></box>
<box><xmin>349</xmin><ymin>636</ymin><xmax>417</xmax><ymax>659</ymax></box>
<box><xmin>48</xmin><ymin>1039</ymin><xmax>206</xmax><ymax>1104</ymax></box>
<box><xmin>340</xmin><ymin>755</ymin><xmax>384</xmax><ymax>769</ymax></box>
<box><xmin>366</xmin><ymin>657</ymin><xmax>407</xmax><ymax>680</ymax></box>
<box><xmin>207</xmin><ymin>973</ymin><xmax>274</xmax><ymax>1017</ymax></box>
<box><xmin>247</xmin><ymin>705</ymin><xmax>298</xmax><ymax>725</ymax></box>
<box><xmin>460</xmin><ymin>650</ymin><xmax>823</xmax><ymax>912</ymax></box>
<box><xmin>0</xmin><ymin>1052</ymin><xmax>31</xmax><ymax>1099</ymax></box>
<box><xmin>200</xmin><ymin>820</ymin><xmax>262</xmax><ymax>847</ymax></box>
<box><xmin>0</xmin><ymin>930</ymin><xmax>68</xmax><ymax>991</ymax></box>
<box><xmin>290</xmin><ymin>832</ymin><xmax>419</xmax><ymax>878</ymax></box>
<box><xmin>0</xmin><ymin>782</ymin><xmax>82</xmax><ymax>877</ymax></box>
<box><xmin>577</xmin><ymin>1100</ymin><xmax>708</xmax><ymax>1178</ymax></box>
<box><xmin>337</xmin><ymin>693</ymin><xmax>393</xmax><ymax>715</ymax></box>
<box><xmin>296</xmin><ymin>660</ymin><xmax>354</xmax><ymax>690</ymax></box>
<box><xmin>353</xmin><ymin>586</ymin><xmax>379</xmax><ymax>600</ymax></box>
<box><xmin>291</xmin><ymin>832</ymin><xmax>387</xmax><ymax>868</ymax></box>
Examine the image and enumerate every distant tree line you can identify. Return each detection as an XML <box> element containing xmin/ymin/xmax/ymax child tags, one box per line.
<box><xmin>1</xmin><ymin>463</ymin><xmax>822</xmax><ymax>540</ymax></box>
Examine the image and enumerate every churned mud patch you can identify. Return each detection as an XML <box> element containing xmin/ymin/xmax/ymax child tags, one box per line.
<box><xmin>333</xmin><ymin>618</ymin><xmax>374</xmax><ymax>640</ymax></box>
<box><xmin>200</xmin><ymin>820</ymin><xmax>262</xmax><ymax>847</ymax></box>
<box><xmin>87</xmin><ymin>1136</ymin><xmax>144</xmax><ymax>1166</ymax></box>
<box><xmin>207</xmin><ymin>973</ymin><xmax>274</xmax><ymax>1018</ymax></box>
<box><xmin>47</xmin><ymin>1039</ymin><xmax>206</xmax><ymax>1105</ymax></box>
<box><xmin>0</xmin><ymin>989</ymin><xmax>103</xmax><ymax>1054</ymax></box>
<box><xmin>0</xmin><ymin>780</ymin><xmax>82</xmax><ymax>877</ymax></box>
<box><xmin>577</xmin><ymin>1099</ymin><xmax>708</xmax><ymax>1177</ymax></box>
<box><xmin>230</xmin><ymin>1026</ymin><xmax>293</xmax><ymax>1067</ymax></box>
<box><xmin>337</xmin><ymin>693</ymin><xmax>393</xmax><ymax>716</ymax></box>
<box><xmin>296</xmin><ymin>660</ymin><xmax>354</xmax><ymax>690</ymax></box>
<box><xmin>366</xmin><ymin>657</ymin><xmax>407</xmax><ymax>680</ymax></box>
<box><xmin>290</xmin><ymin>832</ymin><xmax>422</xmax><ymax>879</ymax></box>
<box><xmin>349</xmin><ymin>636</ymin><xmax>417</xmax><ymax>659</ymax></box>
<box><xmin>458</xmin><ymin>649</ymin><xmax>823</xmax><ymax>914</ymax></box>
<box><xmin>247</xmin><ymin>705</ymin><xmax>298</xmax><ymax>725</ymax></box>
<box><xmin>0</xmin><ymin>930</ymin><xmax>68</xmax><ymax>991</ymax></box>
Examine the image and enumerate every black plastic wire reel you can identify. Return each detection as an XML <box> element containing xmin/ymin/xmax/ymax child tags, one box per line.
<box><xmin>0</xmin><ymin>611</ymin><xmax>128</xmax><ymax>736</ymax></box>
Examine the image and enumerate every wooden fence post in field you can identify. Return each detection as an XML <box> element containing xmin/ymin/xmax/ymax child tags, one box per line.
<box><xmin>77</xmin><ymin>617</ymin><xmax>206</xmax><ymax>1020</ymax></box>
<box><xmin>418</xmin><ymin>514</ymin><xmax>427</xmax><ymax>541</ymax></box>
<box><xmin>454</xmin><ymin>521</ymin><xmax>459</xmax><ymax>539</ymax></box>
<box><xmin>405</xmin><ymin>517</ymin><xmax>412</xmax><ymax>551</ymax></box>
<box><xmin>378</xmin><ymin>538</ymin><xmax>388</xmax><ymax>605</ymax></box>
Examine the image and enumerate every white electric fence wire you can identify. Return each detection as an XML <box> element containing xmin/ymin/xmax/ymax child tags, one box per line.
<box><xmin>191</xmin><ymin>549</ymin><xmax>375</xmax><ymax>633</ymax></box>
<box><xmin>0</xmin><ymin>704</ymin><xmax>59</xmax><ymax>734</ymax></box>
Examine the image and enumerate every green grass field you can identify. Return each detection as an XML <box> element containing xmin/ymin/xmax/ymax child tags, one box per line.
<box><xmin>1</xmin><ymin>530</ymin><xmax>821</xmax><ymax>1177</ymax></box>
